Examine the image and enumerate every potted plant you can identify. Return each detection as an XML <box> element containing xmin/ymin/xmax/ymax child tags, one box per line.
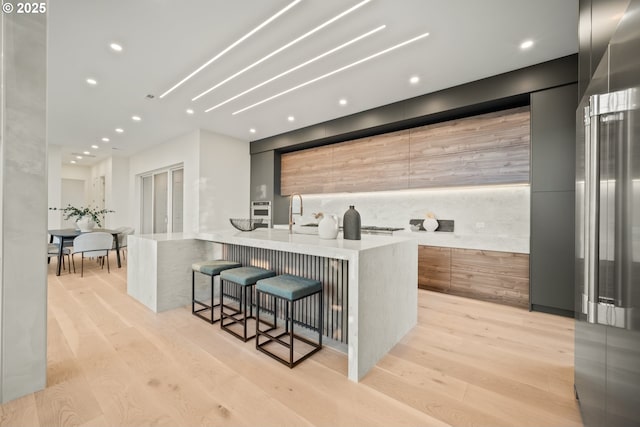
<box><xmin>49</xmin><ymin>205</ymin><xmax>114</xmax><ymax>231</ymax></box>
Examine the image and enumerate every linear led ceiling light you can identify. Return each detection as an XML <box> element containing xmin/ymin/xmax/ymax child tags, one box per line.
<box><xmin>205</xmin><ymin>25</ymin><xmax>385</xmax><ymax>112</ymax></box>
<box><xmin>158</xmin><ymin>0</ymin><xmax>301</xmax><ymax>99</ymax></box>
<box><xmin>232</xmin><ymin>32</ymin><xmax>430</xmax><ymax>115</ymax></box>
<box><xmin>193</xmin><ymin>0</ymin><xmax>372</xmax><ymax>101</ymax></box>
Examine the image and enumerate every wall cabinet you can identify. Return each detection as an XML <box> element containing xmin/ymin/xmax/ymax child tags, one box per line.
<box><xmin>332</xmin><ymin>130</ymin><xmax>410</xmax><ymax>192</ymax></box>
<box><xmin>409</xmin><ymin>107</ymin><xmax>530</xmax><ymax>188</ymax></box>
<box><xmin>280</xmin><ymin>107</ymin><xmax>530</xmax><ymax>195</ymax></box>
<box><xmin>418</xmin><ymin>245</ymin><xmax>530</xmax><ymax>309</ymax></box>
<box><xmin>280</xmin><ymin>145</ymin><xmax>334</xmax><ymax>195</ymax></box>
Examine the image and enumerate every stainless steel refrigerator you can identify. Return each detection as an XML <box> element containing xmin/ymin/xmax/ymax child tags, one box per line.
<box><xmin>575</xmin><ymin>1</ymin><xmax>640</xmax><ymax>425</ymax></box>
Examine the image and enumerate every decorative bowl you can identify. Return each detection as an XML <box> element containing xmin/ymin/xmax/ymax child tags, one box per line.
<box><xmin>229</xmin><ymin>218</ymin><xmax>264</xmax><ymax>231</ymax></box>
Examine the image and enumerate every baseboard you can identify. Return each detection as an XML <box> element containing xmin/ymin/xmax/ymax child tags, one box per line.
<box><xmin>531</xmin><ymin>303</ymin><xmax>574</xmax><ymax>318</ymax></box>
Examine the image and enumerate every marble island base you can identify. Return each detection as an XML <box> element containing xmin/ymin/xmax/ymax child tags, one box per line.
<box><xmin>127</xmin><ymin>229</ymin><xmax>418</xmax><ymax>381</ymax></box>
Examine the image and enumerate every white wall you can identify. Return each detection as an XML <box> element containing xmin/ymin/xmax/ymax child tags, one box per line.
<box><xmin>61</xmin><ymin>164</ymin><xmax>91</xmax><ymax>205</ymax></box>
<box><xmin>128</xmin><ymin>130</ymin><xmax>199</xmax><ymax>233</ymax></box>
<box><xmin>47</xmin><ymin>145</ymin><xmax>62</xmax><ymax>229</ymax></box>
<box><xmin>127</xmin><ymin>129</ymin><xmax>250</xmax><ymax>234</ymax></box>
<box><xmin>110</xmin><ymin>156</ymin><xmax>130</xmax><ymax>229</ymax></box>
<box><xmin>198</xmin><ymin>130</ymin><xmax>250</xmax><ymax>232</ymax></box>
<box><xmin>88</xmin><ymin>156</ymin><xmax>130</xmax><ymax>229</ymax></box>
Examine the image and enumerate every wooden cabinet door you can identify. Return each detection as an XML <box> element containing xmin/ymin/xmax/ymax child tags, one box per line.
<box><xmin>418</xmin><ymin>246</ymin><xmax>451</xmax><ymax>291</ymax></box>
<box><xmin>280</xmin><ymin>145</ymin><xmax>333</xmax><ymax>195</ymax></box>
<box><xmin>450</xmin><ymin>248</ymin><xmax>530</xmax><ymax>308</ymax></box>
<box><xmin>332</xmin><ymin>130</ymin><xmax>409</xmax><ymax>192</ymax></box>
<box><xmin>409</xmin><ymin>107</ymin><xmax>530</xmax><ymax>188</ymax></box>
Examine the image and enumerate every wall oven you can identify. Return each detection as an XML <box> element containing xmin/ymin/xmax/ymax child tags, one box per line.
<box><xmin>250</xmin><ymin>201</ymin><xmax>272</xmax><ymax>228</ymax></box>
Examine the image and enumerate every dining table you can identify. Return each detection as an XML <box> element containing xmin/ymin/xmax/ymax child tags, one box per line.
<box><xmin>48</xmin><ymin>228</ymin><xmax>123</xmax><ymax>276</ymax></box>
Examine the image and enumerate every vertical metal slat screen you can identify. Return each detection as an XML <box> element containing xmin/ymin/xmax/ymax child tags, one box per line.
<box><xmin>221</xmin><ymin>244</ymin><xmax>348</xmax><ymax>344</ymax></box>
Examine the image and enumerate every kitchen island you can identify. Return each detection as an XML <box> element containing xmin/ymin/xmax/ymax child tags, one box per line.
<box><xmin>127</xmin><ymin>229</ymin><xmax>418</xmax><ymax>381</ymax></box>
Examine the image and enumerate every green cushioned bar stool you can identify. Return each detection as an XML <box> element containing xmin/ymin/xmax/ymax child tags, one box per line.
<box><xmin>255</xmin><ymin>274</ymin><xmax>323</xmax><ymax>368</ymax></box>
<box><xmin>191</xmin><ymin>260</ymin><xmax>241</xmax><ymax>324</ymax></box>
<box><xmin>220</xmin><ymin>266</ymin><xmax>276</xmax><ymax>342</ymax></box>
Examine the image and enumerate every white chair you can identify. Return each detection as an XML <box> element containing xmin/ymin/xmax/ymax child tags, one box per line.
<box><xmin>48</xmin><ymin>243</ymin><xmax>71</xmax><ymax>273</ymax></box>
<box><xmin>72</xmin><ymin>232</ymin><xmax>114</xmax><ymax>277</ymax></box>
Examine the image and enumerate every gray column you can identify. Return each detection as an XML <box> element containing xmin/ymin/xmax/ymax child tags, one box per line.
<box><xmin>0</xmin><ymin>7</ymin><xmax>48</xmax><ymax>402</ymax></box>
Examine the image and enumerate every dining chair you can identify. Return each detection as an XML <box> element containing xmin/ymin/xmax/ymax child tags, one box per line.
<box><xmin>71</xmin><ymin>232</ymin><xmax>114</xmax><ymax>277</ymax></box>
<box><xmin>48</xmin><ymin>243</ymin><xmax>71</xmax><ymax>273</ymax></box>
<box><xmin>112</xmin><ymin>226</ymin><xmax>134</xmax><ymax>261</ymax></box>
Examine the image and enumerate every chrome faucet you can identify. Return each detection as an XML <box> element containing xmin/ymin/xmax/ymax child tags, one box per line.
<box><xmin>289</xmin><ymin>193</ymin><xmax>303</xmax><ymax>234</ymax></box>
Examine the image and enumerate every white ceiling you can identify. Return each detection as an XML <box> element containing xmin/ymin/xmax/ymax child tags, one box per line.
<box><xmin>48</xmin><ymin>0</ymin><xmax>578</xmax><ymax>166</ymax></box>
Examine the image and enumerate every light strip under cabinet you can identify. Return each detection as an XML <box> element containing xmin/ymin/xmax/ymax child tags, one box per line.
<box><xmin>232</xmin><ymin>32</ymin><xmax>430</xmax><ymax>115</ymax></box>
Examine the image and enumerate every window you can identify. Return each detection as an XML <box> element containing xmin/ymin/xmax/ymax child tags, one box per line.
<box><xmin>140</xmin><ymin>165</ymin><xmax>184</xmax><ymax>234</ymax></box>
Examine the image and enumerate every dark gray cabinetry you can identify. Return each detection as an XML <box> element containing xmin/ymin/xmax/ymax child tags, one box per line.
<box><xmin>250</xmin><ymin>150</ymin><xmax>275</xmax><ymax>201</ymax></box>
<box><xmin>250</xmin><ymin>150</ymin><xmax>288</xmax><ymax>224</ymax></box>
<box><xmin>530</xmin><ymin>191</ymin><xmax>575</xmax><ymax>314</ymax></box>
<box><xmin>530</xmin><ymin>83</ymin><xmax>578</xmax><ymax>316</ymax></box>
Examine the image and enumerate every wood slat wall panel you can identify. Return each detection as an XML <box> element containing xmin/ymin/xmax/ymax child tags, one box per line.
<box><xmin>418</xmin><ymin>246</ymin><xmax>451</xmax><ymax>291</ymax></box>
<box><xmin>332</xmin><ymin>130</ymin><xmax>410</xmax><ymax>192</ymax></box>
<box><xmin>221</xmin><ymin>244</ymin><xmax>349</xmax><ymax>343</ymax></box>
<box><xmin>281</xmin><ymin>145</ymin><xmax>334</xmax><ymax>195</ymax></box>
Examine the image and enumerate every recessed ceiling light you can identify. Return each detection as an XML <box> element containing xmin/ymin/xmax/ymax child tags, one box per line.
<box><xmin>205</xmin><ymin>25</ymin><xmax>385</xmax><ymax>112</ymax></box>
<box><xmin>233</xmin><ymin>31</ymin><xmax>430</xmax><ymax>115</ymax></box>
<box><xmin>86</xmin><ymin>78</ymin><xmax>97</xmax><ymax>85</ymax></box>
<box><xmin>115</xmin><ymin>128</ymin><xmax>124</xmax><ymax>133</ymax></box>
<box><xmin>520</xmin><ymin>39</ymin><xmax>534</xmax><ymax>50</ymax></box>
<box><xmin>288</xmin><ymin>116</ymin><xmax>295</xmax><ymax>122</ymax></box>
<box><xmin>339</xmin><ymin>98</ymin><xmax>348</xmax><ymax>106</ymax></box>
<box><xmin>101</xmin><ymin>137</ymin><xmax>110</xmax><ymax>142</ymax></box>
<box><xmin>192</xmin><ymin>0</ymin><xmax>373</xmax><ymax>101</ymax></box>
<box><xmin>249</xmin><ymin>128</ymin><xmax>256</xmax><ymax>134</ymax></box>
<box><xmin>70</xmin><ymin>160</ymin><xmax>77</xmax><ymax>164</ymax></box>
<box><xmin>409</xmin><ymin>76</ymin><xmax>420</xmax><ymax>84</ymax></box>
<box><xmin>91</xmin><ymin>145</ymin><xmax>99</xmax><ymax>149</ymax></box>
<box><xmin>160</xmin><ymin>0</ymin><xmax>302</xmax><ymax>99</ymax></box>
<box><xmin>186</xmin><ymin>108</ymin><xmax>195</xmax><ymax>115</ymax></box>
<box><xmin>76</xmin><ymin>156</ymin><xmax>83</xmax><ymax>160</ymax></box>
<box><xmin>83</xmin><ymin>151</ymin><xmax>90</xmax><ymax>155</ymax></box>
<box><xmin>109</xmin><ymin>42</ymin><xmax>123</xmax><ymax>52</ymax></box>
<box><xmin>131</xmin><ymin>115</ymin><xmax>141</xmax><ymax>121</ymax></box>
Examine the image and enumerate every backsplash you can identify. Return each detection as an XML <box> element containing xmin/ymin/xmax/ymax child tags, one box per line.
<box><xmin>298</xmin><ymin>185</ymin><xmax>530</xmax><ymax>239</ymax></box>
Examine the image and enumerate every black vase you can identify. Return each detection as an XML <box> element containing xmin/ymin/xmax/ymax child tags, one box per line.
<box><xmin>343</xmin><ymin>205</ymin><xmax>361</xmax><ymax>240</ymax></box>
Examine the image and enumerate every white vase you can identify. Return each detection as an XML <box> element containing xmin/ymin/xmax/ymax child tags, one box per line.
<box><xmin>423</xmin><ymin>217</ymin><xmax>439</xmax><ymax>232</ymax></box>
<box><xmin>318</xmin><ymin>214</ymin><xmax>339</xmax><ymax>239</ymax></box>
<box><xmin>76</xmin><ymin>217</ymin><xmax>95</xmax><ymax>232</ymax></box>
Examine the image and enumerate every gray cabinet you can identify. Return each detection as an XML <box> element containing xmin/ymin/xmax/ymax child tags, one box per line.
<box><xmin>529</xmin><ymin>83</ymin><xmax>578</xmax><ymax>316</ymax></box>
<box><xmin>250</xmin><ymin>150</ymin><xmax>275</xmax><ymax>201</ymax></box>
<box><xmin>250</xmin><ymin>150</ymin><xmax>288</xmax><ymax>225</ymax></box>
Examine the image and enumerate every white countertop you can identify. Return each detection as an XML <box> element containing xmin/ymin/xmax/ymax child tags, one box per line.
<box><xmin>135</xmin><ymin>228</ymin><xmax>529</xmax><ymax>254</ymax></box>
<box><xmin>392</xmin><ymin>230</ymin><xmax>529</xmax><ymax>254</ymax></box>
<box><xmin>134</xmin><ymin>229</ymin><xmax>417</xmax><ymax>260</ymax></box>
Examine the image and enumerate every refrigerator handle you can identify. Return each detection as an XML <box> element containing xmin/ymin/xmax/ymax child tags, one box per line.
<box><xmin>585</xmin><ymin>98</ymin><xmax>600</xmax><ymax>324</ymax></box>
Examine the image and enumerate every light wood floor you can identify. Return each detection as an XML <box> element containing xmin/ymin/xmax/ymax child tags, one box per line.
<box><xmin>0</xmin><ymin>254</ymin><xmax>582</xmax><ymax>427</ymax></box>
